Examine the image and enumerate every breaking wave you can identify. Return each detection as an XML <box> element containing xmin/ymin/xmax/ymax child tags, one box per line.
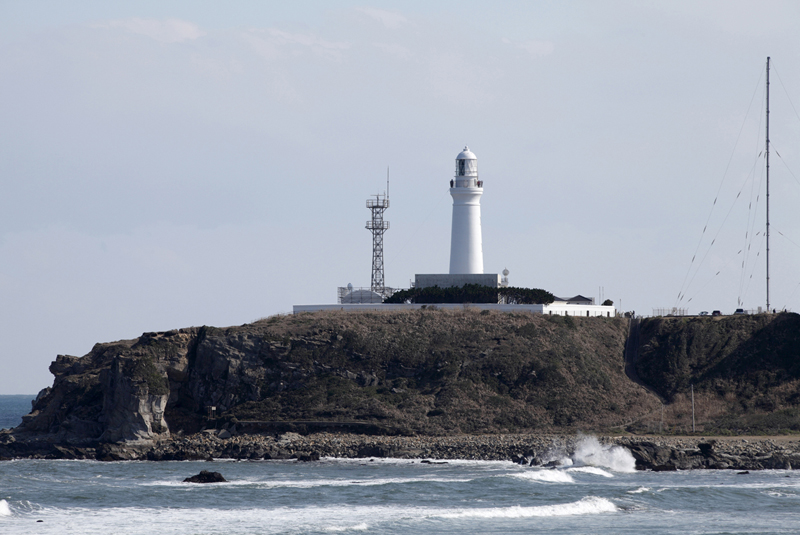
<box><xmin>571</xmin><ymin>436</ymin><xmax>636</xmax><ymax>472</ymax></box>
<box><xmin>537</xmin><ymin>435</ymin><xmax>636</xmax><ymax>473</ymax></box>
<box><xmin>145</xmin><ymin>476</ymin><xmax>473</xmax><ymax>488</ymax></box>
<box><xmin>322</xmin><ymin>523</ymin><xmax>370</xmax><ymax>532</ymax></box>
<box><xmin>0</xmin><ymin>500</ymin><xmax>11</xmax><ymax>517</ymax></box>
<box><xmin>566</xmin><ymin>466</ymin><xmax>615</xmax><ymax>477</ymax></box>
<box><xmin>0</xmin><ymin>501</ymin><xmax>616</xmax><ymax>533</ymax></box>
<box><xmin>511</xmin><ymin>470</ymin><xmax>575</xmax><ymax>483</ymax></box>
<box><xmin>437</xmin><ymin>497</ymin><xmax>617</xmax><ymax>518</ymax></box>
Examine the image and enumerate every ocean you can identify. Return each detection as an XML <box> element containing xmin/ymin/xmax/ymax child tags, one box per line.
<box><xmin>0</xmin><ymin>395</ymin><xmax>34</xmax><ymax>430</ymax></box>
<box><xmin>1</xmin><ymin>397</ymin><xmax>799</xmax><ymax>534</ymax></box>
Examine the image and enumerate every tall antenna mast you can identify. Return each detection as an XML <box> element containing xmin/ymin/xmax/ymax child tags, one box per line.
<box><xmin>766</xmin><ymin>56</ymin><xmax>771</xmax><ymax>313</ymax></box>
<box><xmin>366</xmin><ymin>186</ymin><xmax>389</xmax><ymax>298</ymax></box>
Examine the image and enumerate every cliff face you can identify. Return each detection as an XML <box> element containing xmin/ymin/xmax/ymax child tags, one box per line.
<box><xmin>6</xmin><ymin>310</ymin><xmax>800</xmax><ymax>448</ymax></box>
<box><xmin>18</xmin><ymin>332</ymin><xmax>193</xmax><ymax>444</ymax></box>
<box><xmin>634</xmin><ymin>313</ymin><xmax>800</xmax><ymax>434</ymax></box>
<box><xmin>9</xmin><ymin>310</ymin><xmax>660</xmax><ymax>444</ymax></box>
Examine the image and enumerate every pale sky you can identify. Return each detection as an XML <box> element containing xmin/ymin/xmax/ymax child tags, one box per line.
<box><xmin>2</xmin><ymin>1</ymin><xmax>800</xmax><ymax>394</ymax></box>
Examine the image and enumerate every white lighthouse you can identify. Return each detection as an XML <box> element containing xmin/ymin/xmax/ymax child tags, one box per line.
<box><xmin>449</xmin><ymin>146</ymin><xmax>484</xmax><ymax>274</ymax></box>
<box><xmin>414</xmin><ymin>146</ymin><xmax>499</xmax><ymax>290</ymax></box>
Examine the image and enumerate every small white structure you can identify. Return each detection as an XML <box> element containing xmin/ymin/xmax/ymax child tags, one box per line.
<box><xmin>449</xmin><ymin>147</ymin><xmax>484</xmax><ymax>274</ymax></box>
<box><xmin>293</xmin><ymin>302</ymin><xmax>615</xmax><ymax>317</ymax></box>
<box><xmin>340</xmin><ymin>289</ymin><xmax>383</xmax><ymax>304</ymax></box>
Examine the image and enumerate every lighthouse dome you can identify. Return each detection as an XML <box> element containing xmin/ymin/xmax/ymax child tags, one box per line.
<box><xmin>456</xmin><ymin>146</ymin><xmax>477</xmax><ymax>160</ymax></box>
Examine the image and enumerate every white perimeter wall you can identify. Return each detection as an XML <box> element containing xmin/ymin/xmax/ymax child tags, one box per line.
<box><xmin>293</xmin><ymin>302</ymin><xmax>616</xmax><ymax>317</ymax></box>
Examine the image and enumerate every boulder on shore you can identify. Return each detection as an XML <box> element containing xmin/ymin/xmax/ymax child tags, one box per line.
<box><xmin>183</xmin><ymin>470</ymin><xmax>226</xmax><ymax>483</ymax></box>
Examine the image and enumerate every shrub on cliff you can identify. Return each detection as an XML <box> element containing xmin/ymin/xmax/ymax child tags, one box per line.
<box><xmin>130</xmin><ymin>356</ymin><xmax>170</xmax><ymax>396</ymax></box>
<box><xmin>385</xmin><ymin>284</ymin><xmax>555</xmax><ymax>305</ymax></box>
<box><xmin>633</xmin><ymin>313</ymin><xmax>800</xmax><ymax>433</ymax></box>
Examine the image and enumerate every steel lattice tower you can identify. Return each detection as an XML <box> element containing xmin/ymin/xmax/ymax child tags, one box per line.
<box><xmin>366</xmin><ymin>192</ymin><xmax>389</xmax><ymax>297</ymax></box>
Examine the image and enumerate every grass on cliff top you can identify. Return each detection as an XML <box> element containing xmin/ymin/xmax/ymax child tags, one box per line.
<box><xmin>202</xmin><ymin>308</ymin><xmax>660</xmax><ymax>435</ymax></box>
<box><xmin>631</xmin><ymin>313</ymin><xmax>800</xmax><ymax>435</ymax></box>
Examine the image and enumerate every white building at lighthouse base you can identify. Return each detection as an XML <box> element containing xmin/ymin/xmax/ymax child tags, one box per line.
<box><xmin>293</xmin><ymin>301</ymin><xmax>614</xmax><ymax>317</ymax></box>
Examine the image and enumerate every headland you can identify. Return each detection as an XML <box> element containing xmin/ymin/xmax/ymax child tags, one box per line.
<box><xmin>2</xmin><ymin>309</ymin><xmax>799</xmax><ymax>469</ymax></box>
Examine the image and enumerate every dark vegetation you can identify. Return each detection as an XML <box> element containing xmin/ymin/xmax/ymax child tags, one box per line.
<box><xmin>635</xmin><ymin>313</ymin><xmax>800</xmax><ymax>434</ymax></box>
<box><xmin>153</xmin><ymin>309</ymin><xmax>658</xmax><ymax>435</ymax></box>
<box><xmin>16</xmin><ymin>309</ymin><xmax>800</xmax><ymax>441</ymax></box>
<box><xmin>384</xmin><ymin>284</ymin><xmax>555</xmax><ymax>305</ymax></box>
<box><xmin>130</xmin><ymin>356</ymin><xmax>170</xmax><ymax>396</ymax></box>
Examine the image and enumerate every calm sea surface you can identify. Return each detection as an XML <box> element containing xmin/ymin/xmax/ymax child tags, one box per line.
<box><xmin>1</xmin><ymin>398</ymin><xmax>799</xmax><ymax>534</ymax></box>
<box><xmin>0</xmin><ymin>395</ymin><xmax>34</xmax><ymax>430</ymax></box>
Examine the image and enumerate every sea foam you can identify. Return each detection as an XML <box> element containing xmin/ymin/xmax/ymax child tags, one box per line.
<box><xmin>511</xmin><ymin>470</ymin><xmax>575</xmax><ymax>483</ymax></box>
<box><xmin>566</xmin><ymin>466</ymin><xmax>615</xmax><ymax>478</ymax></box>
<box><xmin>255</xmin><ymin>476</ymin><xmax>474</xmax><ymax>488</ymax></box>
<box><xmin>437</xmin><ymin>496</ymin><xmax>617</xmax><ymax>518</ymax></box>
<box><xmin>0</xmin><ymin>501</ymin><xmax>616</xmax><ymax>534</ymax></box>
<box><xmin>322</xmin><ymin>523</ymin><xmax>370</xmax><ymax>532</ymax></box>
<box><xmin>0</xmin><ymin>500</ymin><xmax>11</xmax><ymax>517</ymax></box>
<box><xmin>145</xmin><ymin>476</ymin><xmax>473</xmax><ymax>489</ymax></box>
<box><xmin>570</xmin><ymin>435</ymin><xmax>636</xmax><ymax>473</ymax></box>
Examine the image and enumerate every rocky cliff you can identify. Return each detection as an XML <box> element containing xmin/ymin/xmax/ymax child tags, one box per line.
<box><xmin>4</xmin><ymin>309</ymin><xmax>659</xmax><ymax>447</ymax></box>
<box><xmin>633</xmin><ymin>312</ymin><xmax>800</xmax><ymax>434</ymax></box>
<box><xmin>4</xmin><ymin>309</ymin><xmax>799</xmax><ymax>462</ymax></box>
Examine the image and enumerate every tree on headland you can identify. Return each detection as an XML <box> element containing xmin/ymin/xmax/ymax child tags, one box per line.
<box><xmin>385</xmin><ymin>284</ymin><xmax>555</xmax><ymax>305</ymax></box>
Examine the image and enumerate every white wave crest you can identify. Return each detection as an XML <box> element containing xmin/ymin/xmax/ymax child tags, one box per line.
<box><xmin>0</xmin><ymin>500</ymin><xmax>11</xmax><ymax>517</ymax></box>
<box><xmin>571</xmin><ymin>436</ymin><xmax>636</xmax><ymax>473</ymax></box>
<box><xmin>328</xmin><ymin>457</ymin><xmax>517</xmax><ymax>468</ymax></box>
<box><xmin>145</xmin><ymin>476</ymin><xmax>473</xmax><ymax>489</ymax></box>
<box><xmin>438</xmin><ymin>496</ymin><xmax>617</xmax><ymax>518</ymax></box>
<box><xmin>256</xmin><ymin>476</ymin><xmax>473</xmax><ymax>488</ymax></box>
<box><xmin>764</xmin><ymin>490</ymin><xmax>799</xmax><ymax>498</ymax></box>
<box><xmin>510</xmin><ymin>470</ymin><xmax>575</xmax><ymax>483</ymax></box>
<box><xmin>323</xmin><ymin>523</ymin><xmax>370</xmax><ymax>532</ymax></box>
<box><xmin>0</xmin><ymin>501</ymin><xmax>617</xmax><ymax>533</ymax></box>
<box><xmin>627</xmin><ymin>486</ymin><xmax>651</xmax><ymax>494</ymax></box>
<box><xmin>566</xmin><ymin>466</ymin><xmax>614</xmax><ymax>477</ymax></box>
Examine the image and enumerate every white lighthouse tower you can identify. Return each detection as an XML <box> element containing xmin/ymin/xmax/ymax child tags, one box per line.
<box><xmin>449</xmin><ymin>146</ymin><xmax>484</xmax><ymax>274</ymax></box>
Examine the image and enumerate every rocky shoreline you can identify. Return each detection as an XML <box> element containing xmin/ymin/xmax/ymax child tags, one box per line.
<box><xmin>2</xmin><ymin>430</ymin><xmax>799</xmax><ymax>471</ymax></box>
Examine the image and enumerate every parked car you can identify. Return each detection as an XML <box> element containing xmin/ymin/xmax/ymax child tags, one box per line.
<box><xmin>712</xmin><ymin>310</ymin><xmax>722</xmax><ymax>316</ymax></box>
<box><xmin>734</xmin><ymin>308</ymin><xmax>746</xmax><ymax>315</ymax></box>
<box><xmin>699</xmin><ymin>311</ymin><xmax>709</xmax><ymax>316</ymax></box>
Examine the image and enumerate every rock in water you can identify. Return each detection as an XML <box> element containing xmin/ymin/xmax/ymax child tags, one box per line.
<box><xmin>651</xmin><ymin>464</ymin><xmax>677</xmax><ymax>472</ymax></box>
<box><xmin>183</xmin><ymin>470</ymin><xmax>226</xmax><ymax>483</ymax></box>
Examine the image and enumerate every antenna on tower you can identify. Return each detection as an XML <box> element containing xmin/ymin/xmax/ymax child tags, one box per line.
<box><xmin>766</xmin><ymin>56</ymin><xmax>771</xmax><ymax>313</ymax></box>
<box><xmin>366</xmin><ymin>185</ymin><xmax>390</xmax><ymax>299</ymax></box>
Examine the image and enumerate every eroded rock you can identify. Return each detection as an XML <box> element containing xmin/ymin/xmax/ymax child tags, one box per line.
<box><xmin>183</xmin><ymin>470</ymin><xmax>226</xmax><ymax>483</ymax></box>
